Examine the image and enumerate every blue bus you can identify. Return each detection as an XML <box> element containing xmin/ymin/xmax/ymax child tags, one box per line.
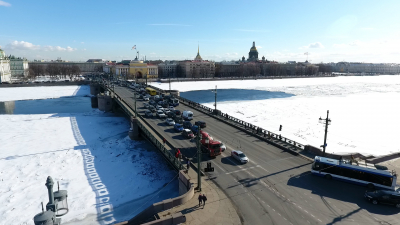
<box><xmin>311</xmin><ymin>156</ymin><xmax>397</xmax><ymax>190</ymax></box>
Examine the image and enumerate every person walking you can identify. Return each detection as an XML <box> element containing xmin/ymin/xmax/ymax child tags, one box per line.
<box><xmin>163</xmin><ymin>138</ymin><xmax>166</xmax><ymax>146</ymax></box>
<box><xmin>198</xmin><ymin>194</ymin><xmax>203</xmax><ymax>207</ymax></box>
<box><xmin>186</xmin><ymin>158</ymin><xmax>190</xmax><ymax>172</ymax></box>
<box><xmin>202</xmin><ymin>194</ymin><xmax>207</xmax><ymax>208</ymax></box>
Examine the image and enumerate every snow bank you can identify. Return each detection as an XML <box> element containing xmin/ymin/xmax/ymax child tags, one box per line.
<box><xmin>0</xmin><ymin>85</ymin><xmax>90</xmax><ymax>102</ymax></box>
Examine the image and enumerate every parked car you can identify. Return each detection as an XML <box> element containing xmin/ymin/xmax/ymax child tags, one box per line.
<box><xmin>167</xmin><ymin>111</ymin><xmax>175</xmax><ymax>118</ymax></box>
<box><xmin>191</xmin><ymin>125</ymin><xmax>199</xmax><ymax>134</ymax></box>
<box><xmin>144</xmin><ymin>110</ymin><xmax>153</xmax><ymax>117</ymax></box>
<box><xmin>195</xmin><ymin>121</ymin><xmax>206</xmax><ymax>128</ymax></box>
<box><xmin>143</xmin><ymin>96</ymin><xmax>149</xmax><ymax>101</ymax></box>
<box><xmin>143</xmin><ymin>103</ymin><xmax>149</xmax><ymax>108</ymax></box>
<box><xmin>156</xmin><ymin>105</ymin><xmax>163</xmax><ymax>110</ymax></box>
<box><xmin>174</xmin><ymin>123</ymin><xmax>184</xmax><ymax>132</ymax></box>
<box><xmin>149</xmin><ymin>105</ymin><xmax>156</xmax><ymax>113</ymax></box>
<box><xmin>182</xmin><ymin>129</ymin><xmax>195</xmax><ymax>139</ymax></box>
<box><xmin>165</xmin><ymin>118</ymin><xmax>175</xmax><ymax>126</ymax></box>
<box><xmin>183</xmin><ymin>111</ymin><xmax>194</xmax><ymax>121</ymax></box>
<box><xmin>168</xmin><ymin>106</ymin><xmax>175</xmax><ymax>111</ymax></box>
<box><xmin>365</xmin><ymin>190</ymin><xmax>400</xmax><ymax>208</ymax></box>
<box><xmin>231</xmin><ymin>150</ymin><xmax>249</xmax><ymax>164</ymax></box>
<box><xmin>183</xmin><ymin>121</ymin><xmax>193</xmax><ymax>129</ymax></box>
<box><xmin>157</xmin><ymin>110</ymin><xmax>166</xmax><ymax>118</ymax></box>
<box><xmin>174</xmin><ymin>109</ymin><xmax>181</xmax><ymax>116</ymax></box>
<box><xmin>163</xmin><ymin>109</ymin><xmax>171</xmax><ymax>115</ymax></box>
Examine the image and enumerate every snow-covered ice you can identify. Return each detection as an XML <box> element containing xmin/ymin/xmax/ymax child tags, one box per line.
<box><xmin>0</xmin><ymin>86</ymin><xmax>178</xmax><ymax>225</ymax></box>
<box><xmin>151</xmin><ymin>75</ymin><xmax>400</xmax><ymax>156</ymax></box>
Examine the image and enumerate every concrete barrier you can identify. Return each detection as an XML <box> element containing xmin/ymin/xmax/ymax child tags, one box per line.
<box><xmin>127</xmin><ymin>170</ymin><xmax>194</xmax><ymax>225</ymax></box>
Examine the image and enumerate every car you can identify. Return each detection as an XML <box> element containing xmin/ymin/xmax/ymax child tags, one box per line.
<box><xmin>144</xmin><ymin>110</ymin><xmax>153</xmax><ymax>117</ymax></box>
<box><xmin>174</xmin><ymin>116</ymin><xmax>184</xmax><ymax>125</ymax></box>
<box><xmin>191</xmin><ymin>125</ymin><xmax>199</xmax><ymax>134</ymax></box>
<box><xmin>167</xmin><ymin>111</ymin><xmax>175</xmax><ymax>118</ymax></box>
<box><xmin>365</xmin><ymin>190</ymin><xmax>400</xmax><ymax>208</ymax></box>
<box><xmin>231</xmin><ymin>150</ymin><xmax>249</xmax><ymax>164</ymax></box>
<box><xmin>220</xmin><ymin>142</ymin><xmax>226</xmax><ymax>152</ymax></box>
<box><xmin>182</xmin><ymin>129</ymin><xmax>195</xmax><ymax>139</ymax></box>
<box><xmin>174</xmin><ymin>123</ymin><xmax>184</xmax><ymax>132</ymax></box>
<box><xmin>195</xmin><ymin>121</ymin><xmax>206</xmax><ymax>128</ymax></box>
<box><xmin>165</xmin><ymin>118</ymin><xmax>175</xmax><ymax>126</ymax></box>
<box><xmin>143</xmin><ymin>103</ymin><xmax>149</xmax><ymax>108</ymax></box>
<box><xmin>183</xmin><ymin>121</ymin><xmax>193</xmax><ymax>129</ymax></box>
<box><xmin>163</xmin><ymin>109</ymin><xmax>171</xmax><ymax>115</ymax></box>
<box><xmin>168</xmin><ymin>106</ymin><xmax>175</xmax><ymax>111</ymax></box>
<box><xmin>143</xmin><ymin>96</ymin><xmax>149</xmax><ymax>101</ymax></box>
<box><xmin>174</xmin><ymin>110</ymin><xmax>181</xmax><ymax>116</ymax></box>
<box><xmin>156</xmin><ymin>110</ymin><xmax>166</xmax><ymax>118</ymax></box>
<box><xmin>149</xmin><ymin>105</ymin><xmax>156</xmax><ymax>113</ymax></box>
<box><xmin>156</xmin><ymin>105</ymin><xmax>163</xmax><ymax>110</ymax></box>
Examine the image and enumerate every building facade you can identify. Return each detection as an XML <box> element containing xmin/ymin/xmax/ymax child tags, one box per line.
<box><xmin>334</xmin><ymin>62</ymin><xmax>400</xmax><ymax>74</ymax></box>
<box><xmin>108</xmin><ymin>58</ymin><xmax>158</xmax><ymax>79</ymax></box>
<box><xmin>178</xmin><ymin>46</ymin><xmax>215</xmax><ymax>78</ymax></box>
<box><xmin>158</xmin><ymin>60</ymin><xmax>179</xmax><ymax>78</ymax></box>
<box><xmin>0</xmin><ymin>48</ymin><xmax>11</xmax><ymax>83</ymax></box>
<box><xmin>29</xmin><ymin>61</ymin><xmax>105</xmax><ymax>74</ymax></box>
<box><xmin>10</xmin><ymin>56</ymin><xmax>29</xmax><ymax>77</ymax></box>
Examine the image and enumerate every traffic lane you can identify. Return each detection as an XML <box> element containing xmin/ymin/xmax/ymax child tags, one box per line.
<box><xmin>286</xmin><ymin>172</ymin><xmax>400</xmax><ymax>224</ymax></box>
<box><xmin>208</xmin><ymin>152</ymin><xmax>318</xmax><ymax>225</ymax></box>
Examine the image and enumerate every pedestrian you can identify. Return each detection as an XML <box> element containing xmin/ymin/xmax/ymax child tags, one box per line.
<box><xmin>186</xmin><ymin>158</ymin><xmax>190</xmax><ymax>172</ymax></box>
<box><xmin>198</xmin><ymin>194</ymin><xmax>203</xmax><ymax>207</ymax></box>
<box><xmin>163</xmin><ymin>138</ymin><xmax>166</xmax><ymax>146</ymax></box>
<box><xmin>202</xmin><ymin>194</ymin><xmax>207</xmax><ymax>208</ymax></box>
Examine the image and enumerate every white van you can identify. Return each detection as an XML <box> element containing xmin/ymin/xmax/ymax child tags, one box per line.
<box><xmin>182</xmin><ymin>111</ymin><xmax>193</xmax><ymax>121</ymax></box>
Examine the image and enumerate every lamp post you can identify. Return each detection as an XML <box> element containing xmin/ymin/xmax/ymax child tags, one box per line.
<box><xmin>33</xmin><ymin>176</ymin><xmax>68</xmax><ymax>225</ymax></box>
<box><xmin>196</xmin><ymin>127</ymin><xmax>202</xmax><ymax>191</ymax></box>
<box><xmin>318</xmin><ymin>110</ymin><xmax>331</xmax><ymax>156</ymax></box>
<box><xmin>211</xmin><ymin>85</ymin><xmax>217</xmax><ymax>115</ymax></box>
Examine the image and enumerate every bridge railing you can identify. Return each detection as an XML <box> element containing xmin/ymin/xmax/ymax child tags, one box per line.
<box><xmin>147</xmin><ymin>85</ymin><xmax>305</xmax><ymax>151</ymax></box>
<box><xmin>108</xmin><ymin>86</ymin><xmax>183</xmax><ymax>170</ymax></box>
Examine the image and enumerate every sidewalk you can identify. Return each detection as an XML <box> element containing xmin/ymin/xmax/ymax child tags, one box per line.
<box><xmin>157</xmin><ymin>166</ymin><xmax>242</xmax><ymax>225</ymax></box>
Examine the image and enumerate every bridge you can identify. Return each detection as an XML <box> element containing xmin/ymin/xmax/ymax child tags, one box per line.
<box><xmin>99</xmin><ymin>83</ymin><xmax>399</xmax><ymax>225</ymax></box>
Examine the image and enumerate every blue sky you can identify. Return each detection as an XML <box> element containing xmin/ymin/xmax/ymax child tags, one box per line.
<box><xmin>1</xmin><ymin>0</ymin><xmax>400</xmax><ymax>63</ymax></box>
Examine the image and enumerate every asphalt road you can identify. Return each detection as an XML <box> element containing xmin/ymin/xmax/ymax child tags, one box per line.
<box><xmin>114</xmin><ymin>86</ymin><xmax>400</xmax><ymax>225</ymax></box>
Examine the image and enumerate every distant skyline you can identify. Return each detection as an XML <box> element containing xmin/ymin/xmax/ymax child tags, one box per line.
<box><xmin>1</xmin><ymin>0</ymin><xmax>400</xmax><ymax>63</ymax></box>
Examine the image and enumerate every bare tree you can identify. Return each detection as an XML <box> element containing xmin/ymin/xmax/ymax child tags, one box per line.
<box><xmin>71</xmin><ymin>65</ymin><xmax>81</xmax><ymax>80</ymax></box>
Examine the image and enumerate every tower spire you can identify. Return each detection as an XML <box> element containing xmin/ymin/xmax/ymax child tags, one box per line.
<box><xmin>198</xmin><ymin>44</ymin><xmax>199</xmax><ymax>54</ymax></box>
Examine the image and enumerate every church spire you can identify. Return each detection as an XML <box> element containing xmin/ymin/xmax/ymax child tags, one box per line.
<box><xmin>195</xmin><ymin>44</ymin><xmax>202</xmax><ymax>61</ymax></box>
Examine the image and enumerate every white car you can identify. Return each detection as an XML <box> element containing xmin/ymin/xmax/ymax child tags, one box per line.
<box><xmin>143</xmin><ymin>96</ymin><xmax>149</xmax><ymax>101</ymax></box>
<box><xmin>163</xmin><ymin>109</ymin><xmax>171</xmax><ymax>115</ymax></box>
<box><xmin>156</xmin><ymin>110</ymin><xmax>166</xmax><ymax>118</ymax></box>
<box><xmin>220</xmin><ymin>142</ymin><xmax>226</xmax><ymax>152</ymax></box>
<box><xmin>143</xmin><ymin>103</ymin><xmax>149</xmax><ymax>109</ymax></box>
<box><xmin>156</xmin><ymin>105</ymin><xmax>163</xmax><ymax>110</ymax></box>
<box><xmin>231</xmin><ymin>150</ymin><xmax>249</xmax><ymax>164</ymax></box>
<box><xmin>165</xmin><ymin>118</ymin><xmax>175</xmax><ymax>125</ymax></box>
<box><xmin>168</xmin><ymin>106</ymin><xmax>175</xmax><ymax>111</ymax></box>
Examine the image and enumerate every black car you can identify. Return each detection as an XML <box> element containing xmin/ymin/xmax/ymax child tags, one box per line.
<box><xmin>365</xmin><ymin>190</ymin><xmax>400</xmax><ymax>208</ymax></box>
<box><xmin>195</xmin><ymin>121</ymin><xmax>206</xmax><ymax>128</ymax></box>
<box><xmin>149</xmin><ymin>105</ymin><xmax>156</xmax><ymax>112</ymax></box>
<box><xmin>174</xmin><ymin>110</ymin><xmax>181</xmax><ymax>116</ymax></box>
<box><xmin>167</xmin><ymin>111</ymin><xmax>175</xmax><ymax>118</ymax></box>
<box><xmin>183</xmin><ymin>121</ymin><xmax>193</xmax><ymax>129</ymax></box>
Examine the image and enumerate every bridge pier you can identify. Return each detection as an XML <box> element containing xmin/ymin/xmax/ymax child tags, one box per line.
<box><xmin>128</xmin><ymin>117</ymin><xmax>140</xmax><ymax>140</ymax></box>
<box><xmin>90</xmin><ymin>84</ymin><xmax>101</xmax><ymax>95</ymax></box>
<box><xmin>97</xmin><ymin>94</ymin><xmax>113</xmax><ymax>112</ymax></box>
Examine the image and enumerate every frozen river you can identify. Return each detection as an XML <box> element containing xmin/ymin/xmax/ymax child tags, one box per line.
<box><xmin>151</xmin><ymin>75</ymin><xmax>400</xmax><ymax>157</ymax></box>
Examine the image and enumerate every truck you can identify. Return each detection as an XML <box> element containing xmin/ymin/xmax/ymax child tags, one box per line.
<box><xmin>200</xmin><ymin>131</ymin><xmax>222</xmax><ymax>157</ymax></box>
<box><xmin>182</xmin><ymin>110</ymin><xmax>193</xmax><ymax>121</ymax></box>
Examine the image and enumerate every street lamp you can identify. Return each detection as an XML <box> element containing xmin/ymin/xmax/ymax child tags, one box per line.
<box><xmin>318</xmin><ymin>110</ymin><xmax>331</xmax><ymax>156</ymax></box>
<box><xmin>211</xmin><ymin>85</ymin><xmax>217</xmax><ymax>115</ymax></box>
<box><xmin>33</xmin><ymin>176</ymin><xmax>68</xmax><ymax>225</ymax></box>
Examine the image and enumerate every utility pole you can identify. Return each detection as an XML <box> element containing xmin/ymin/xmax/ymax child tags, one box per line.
<box><xmin>319</xmin><ymin>110</ymin><xmax>331</xmax><ymax>156</ymax></box>
<box><xmin>196</xmin><ymin>127</ymin><xmax>202</xmax><ymax>191</ymax></box>
<box><xmin>214</xmin><ymin>85</ymin><xmax>217</xmax><ymax>115</ymax></box>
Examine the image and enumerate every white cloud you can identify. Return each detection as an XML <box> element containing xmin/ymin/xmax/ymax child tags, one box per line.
<box><xmin>256</xmin><ymin>46</ymin><xmax>262</xmax><ymax>49</ymax></box>
<box><xmin>0</xmin><ymin>1</ymin><xmax>11</xmax><ymax>7</ymax></box>
<box><xmin>4</xmin><ymin>40</ymin><xmax>77</xmax><ymax>52</ymax></box>
<box><xmin>333</xmin><ymin>40</ymin><xmax>363</xmax><ymax>48</ymax></box>
<box><xmin>300</xmin><ymin>42</ymin><xmax>325</xmax><ymax>49</ymax></box>
<box><xmin>5</xmin><ymin>41</ymin><xmax>40</xmax><ymax>50</ymax></box>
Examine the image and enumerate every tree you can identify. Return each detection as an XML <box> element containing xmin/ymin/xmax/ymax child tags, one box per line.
<box><xmin>71</xmin><ymin>65</ymin><xmax>81</xmax><ymax>80</ymax></box>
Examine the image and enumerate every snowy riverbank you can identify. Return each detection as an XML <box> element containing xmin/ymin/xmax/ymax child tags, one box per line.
<box><xmin>0</xmin><ymin>86</ymin><xmax>178</xmax><ymax>225</ymax></box>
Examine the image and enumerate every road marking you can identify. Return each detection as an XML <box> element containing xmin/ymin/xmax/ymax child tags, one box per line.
<box><xmin>212</xmin><ymin>161</ymin><xmax>227</xmax><ymax>173</ymax></box>
<box><xmin>225</xmin><ymin>165</ymin><xmax>260</xmax><ymax>175</ymax></box>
